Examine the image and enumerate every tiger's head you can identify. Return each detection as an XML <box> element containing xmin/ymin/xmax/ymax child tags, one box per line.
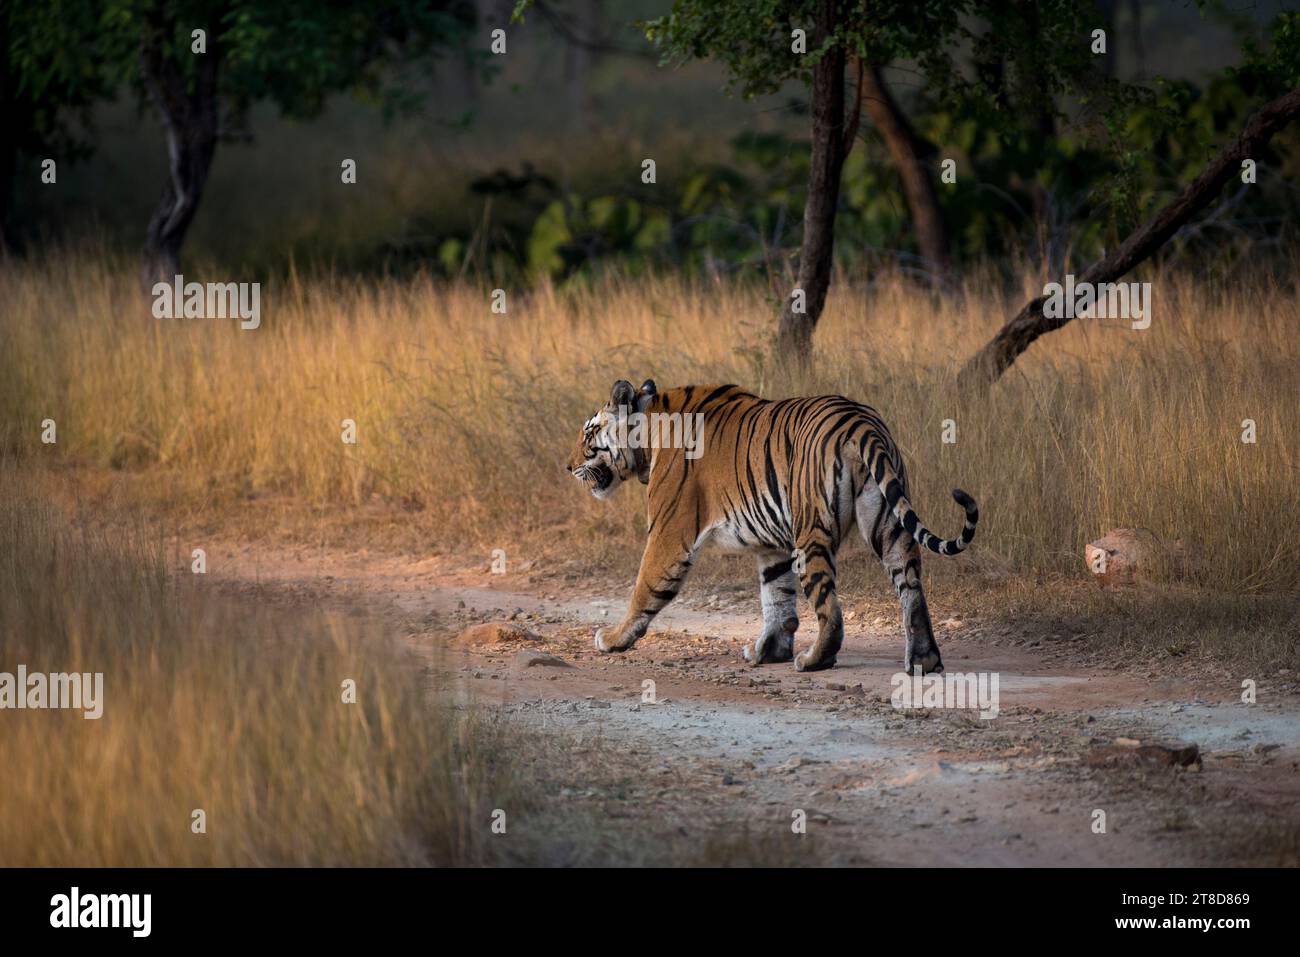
<box><xmin>568</xmin><ymin>378</ymin><xmax>658</xmax><ymax>499</ymax></box>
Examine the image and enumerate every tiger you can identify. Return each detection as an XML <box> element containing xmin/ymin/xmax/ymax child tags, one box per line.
<box><xmin>567</xmin><ymin>379</ymin><xmax>979</xmax><ymax>674</ymax></box>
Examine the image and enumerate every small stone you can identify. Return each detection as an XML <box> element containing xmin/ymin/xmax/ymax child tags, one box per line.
<box><xmin>513</xmin><ymin>650</ymin><xmax>572</xmax><ymax>669</ymax></box>
<box><xmin>456</xmin><ymin>622</ymin><xmax>541</xmax><ymax>646</ymax></box>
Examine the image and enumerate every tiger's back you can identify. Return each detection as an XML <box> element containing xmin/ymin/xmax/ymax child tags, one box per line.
<box><xmin>640</xmin><ymin>384</ymin><xmax>912</xmax><ymax>557</ymax></box>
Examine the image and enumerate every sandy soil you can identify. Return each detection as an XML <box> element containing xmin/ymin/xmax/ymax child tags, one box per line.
<box><xmin>205</xmin><ymin>541</ymin><xmax>1300</xmax><ymax>866</ymax></box>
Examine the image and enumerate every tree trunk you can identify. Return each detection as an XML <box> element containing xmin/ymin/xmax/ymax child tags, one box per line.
<box><xmin>1129</xmin><ymin>0</ymin><xmax>1146</xmax><ymax>78</ymax></box>
<box><xmin>1016</xmin><ymin>0</ymin><xmax>1058</xmax><ymax>280</ymax></box>
<box><xmin>0</xmin><ymin>40</ymin><xmax>19</xmax><ymax>253</ymax></box>
<box><xmin>859</xmin><ymin>63</ymin><xmax>950</xmax><ymax>274</ymax></box>
<box><xmin>0</xmin><ymin>139</ymin><xmax>15</xmax><ymax>254</ymax></box>
<box><xmin>776</xmin><ymin>0</ymin><xmax>847</xmax><ymax>363</ymax></box>
<box><xmin>958</xmin><ymin>87</ymin><xmax>1300</xmax><ymax>392</ymax></box>
<box><xmin>563</xmin><ymin>0</ymin><xmax>602</xmax><ymax>130</ymax></box>
<box><xmin>139</xmin><ymin>9</ymin><xmax>221</xmax><ymax>286</ymax></box>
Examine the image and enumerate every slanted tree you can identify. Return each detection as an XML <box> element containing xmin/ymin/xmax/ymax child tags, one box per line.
<box><xmin>959</xmin><ymin>85</ymin><xmax>1300</xmax><ymax>391</ymax></box>
<box><xmin>959</xmin><ymin>12</ymin><xmax>1300</xmax><ymax>390</ymax></box>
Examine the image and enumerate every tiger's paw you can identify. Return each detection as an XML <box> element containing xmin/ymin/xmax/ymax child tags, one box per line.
<box><xmin>906</xmin><ymin>646</ymin><xmax>943</xmax><ymax>675</ymax></box>
<box><xmin>743</xmin><ymin>629</ymin><xmax>795</xmax><ymax>665</ymax></box>
<box><xmin>794</xmin><ymin>650</ymin><xmax>837</xmax><ymax>672</ymax></box>
<box><xmin>594</xmin><ymin>628</ymin><xmax>633</xmax><ymax>653</ymax></box>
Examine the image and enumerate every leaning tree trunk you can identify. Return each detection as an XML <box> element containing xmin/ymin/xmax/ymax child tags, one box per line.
<box><xmin>139</xmin><ymin>10</ymin><xmax>221</xmax><ymax>286</ymax></box>
<box><xmin>859</xmin><ymin>63</ymin><xmax>950</xmax><ymax>275</ymax></box>
<box><xmin>958</xmin><ymin>87</ymin><xmax>1300</xmax><ymax>392</ymax></box>
<box><xmin>775</xmin><ymin>0</ymin><xmax>848</xmax><ymax>363</ymax></box>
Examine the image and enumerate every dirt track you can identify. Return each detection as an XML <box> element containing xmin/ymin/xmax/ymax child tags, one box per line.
<box><xmin>210</xmin><ymin>542</ymin><xmax>1300</xmax><ymax>866</ymax></box>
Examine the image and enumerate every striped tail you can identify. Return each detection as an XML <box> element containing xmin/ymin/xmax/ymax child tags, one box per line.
<box><xmin>866</xmin><ymin>443</ymin><xmax>979</xmax><ymax>556</ymax></box>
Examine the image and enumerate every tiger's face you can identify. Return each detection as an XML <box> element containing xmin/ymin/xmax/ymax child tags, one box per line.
<box><xmin>568</xmin><ymin>378</ymin><xmax>656</xmax><ymax>500</ymax></box>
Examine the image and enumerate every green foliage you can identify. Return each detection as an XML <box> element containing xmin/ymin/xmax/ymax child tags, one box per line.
<box><xmin>3</xmin><ymin>0</ymin><xmax>478</xmax><ymax>249</ymax></box>
<box><xmin>1242</xmin><ymin>10</ymin><xmax>1300</xmax><ymax>89</ymax></box>
<box><xmin>2</xmin><ymin>0</ymin><xmax>113</xmax><ymax>156</ymax></box>
<box><xmin>4</xmin><ymin>1</ymin><xmax>476</xmax><ymax>169</ymax></box>
<box><xmin>626</xmin><ymin>2</ymin><xmax>1300</xmax><ymax>277</ymax></box>
<box><xmin>432</xmin><ymin>27</ymin><xmax>1300</xmax><ymax>288</ymax></box>
<box><xmin>526</xmin><ymin>195</ymin><xmax>672</xmax><ymax>278</ymax></box>
<box><xmin>93</xmin><ymin>0</ymin><xmax>476</xmax><ymax>118</ymax></box>
<box><xmin>643</xmin><ymin>0</ymin><xmax>969</xmax><ymax>98</ymax></box>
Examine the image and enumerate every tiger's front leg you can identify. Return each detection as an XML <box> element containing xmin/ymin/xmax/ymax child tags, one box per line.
<box><xmin>595</xmin><ymin>539</ymin><xmax>696</xmax><ymax>653</ymax></box>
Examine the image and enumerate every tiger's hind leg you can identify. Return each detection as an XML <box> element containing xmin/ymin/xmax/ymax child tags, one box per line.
<box><xmin>595</xmin><ymin>539</ymin><xmax>696</xmax><ymax>653</ymax></box>
<box><xmin>792</xmin><ymin>534</ymin><xmax>843</xmax><ymax>672</ymax></box>
<box><xmin>743</xmin><ymin>551</ymin><xmax>799</xmax><ymax>665</ymax></box>
<box><xmin>855</xmin><ymin>484</ymin><xmax>943</xmax><ymax>675</ymax></box>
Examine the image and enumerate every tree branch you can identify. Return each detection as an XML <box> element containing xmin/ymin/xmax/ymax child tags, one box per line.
<box><xmin>958</xmin><ymin>87</ymin><xmax>1300</xmax><ymax>392</ymax></box>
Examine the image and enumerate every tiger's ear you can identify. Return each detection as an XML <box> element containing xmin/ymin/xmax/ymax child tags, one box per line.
<box><xmin>636</xmin><ymin>379</ymin><xmax>657</xmax><ymax>414</ymax></box>
<box><xmin>610</xmin><ymin>379</ymin><xmax>636</xmax><ymax>411</ymax></box>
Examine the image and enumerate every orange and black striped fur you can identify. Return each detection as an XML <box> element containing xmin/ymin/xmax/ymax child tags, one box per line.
<box><xmin>567</xmin><ymin>380</ymin><xmax>978</xmax><ymax>673</ymax></box>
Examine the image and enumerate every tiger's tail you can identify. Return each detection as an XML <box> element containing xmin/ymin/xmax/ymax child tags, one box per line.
<box><xmin>865</xmin><ymin>441</ymin><xmax>978</xmax><ymax>556</ymax></box>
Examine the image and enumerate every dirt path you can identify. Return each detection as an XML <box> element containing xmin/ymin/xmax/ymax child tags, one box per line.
<box><xmin>208</xmin><ymin>541</ymin><xmax>1300</xmax><ymax>866</ymax></box>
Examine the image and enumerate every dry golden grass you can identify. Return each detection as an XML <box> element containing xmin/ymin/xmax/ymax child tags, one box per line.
<box><xmin>3</xmin><ymin>248</ymin><xmax>1296</xmax><ymax>596</ymax></box>
<box><xmin>0</xmin><ymin>464</ymin><xmax>518</xmax><ymax>866</ymax></box>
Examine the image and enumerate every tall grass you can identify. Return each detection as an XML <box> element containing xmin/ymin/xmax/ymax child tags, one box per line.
<box><xmin>1</xmin><ymin>248</ymin><xmax>1297</xmax><ymax>592</ymax></box>
<box><xmin>0</xmin><ymin>465</ymin><xmax>513</xmax><ymax>866</ymax></box>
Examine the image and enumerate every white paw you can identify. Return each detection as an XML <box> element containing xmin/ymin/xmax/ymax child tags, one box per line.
<box><xmin>594</xmin><ymin>628</ymin><xmax>609</xmax><ymax>652</ymax></box>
